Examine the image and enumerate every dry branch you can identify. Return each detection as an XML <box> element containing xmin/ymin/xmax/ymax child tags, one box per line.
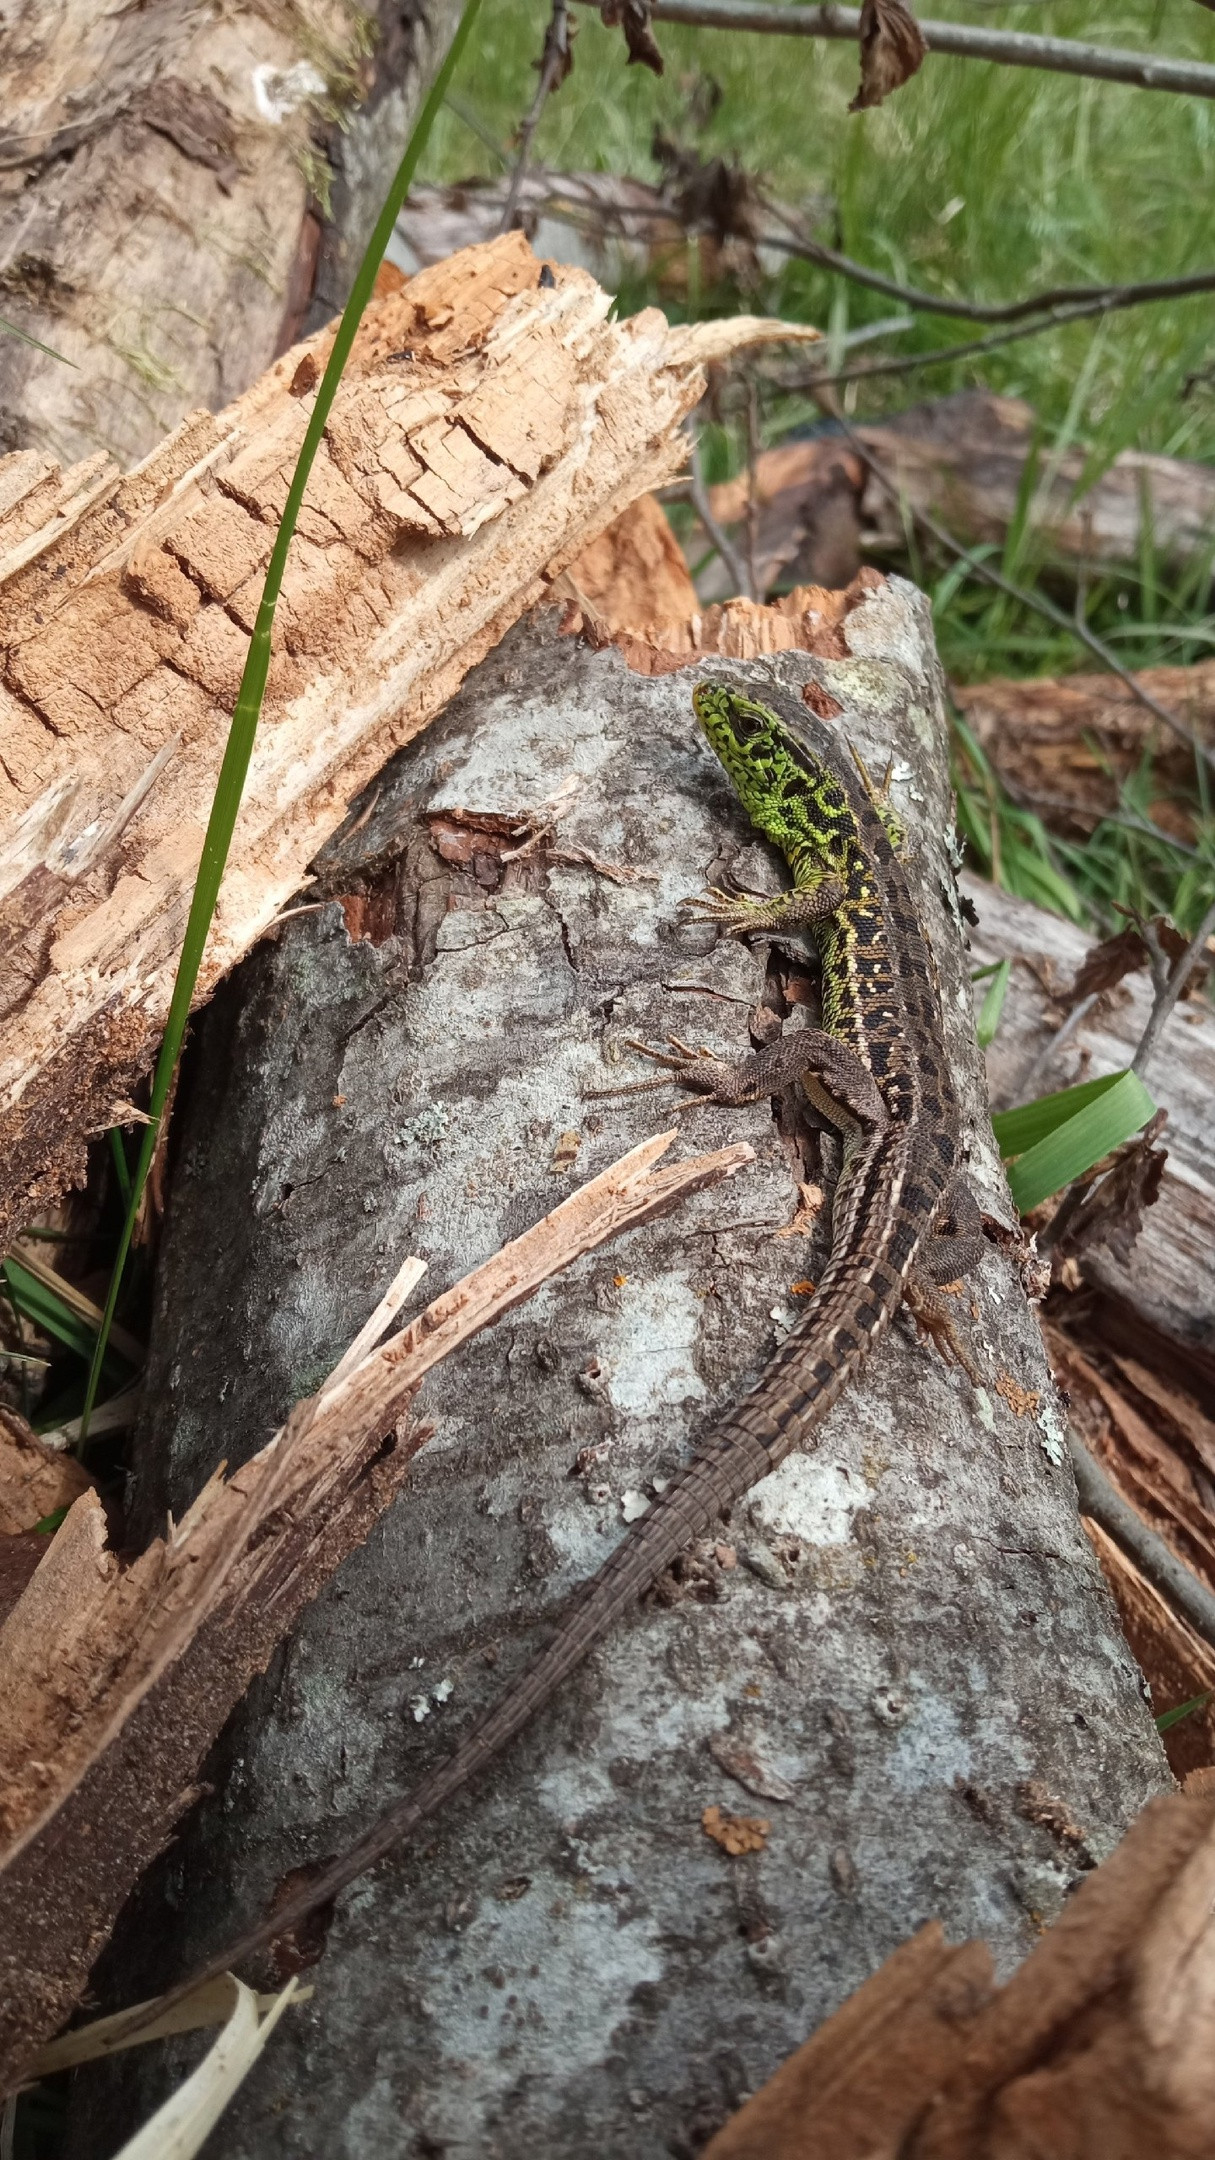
<box><xmin>601</xmin><ymin>0</ymin><xmax>1215</xmax><ymax>99</ymax></box>
<box><xmin>0</xmin><ymin>1126</ymin><xmax>753</xmax><ymax>2088</ymax></box>
<box><xmin>0</xmin><ymin>231</ymin><xmax>818</xmax><ymax>1248</ymax></box>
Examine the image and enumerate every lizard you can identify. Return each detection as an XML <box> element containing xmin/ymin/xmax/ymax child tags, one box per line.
<box><xmin>163</xmin><ymin>676</ymin><xmax>986</xmax><ymax>1992</ymax></box>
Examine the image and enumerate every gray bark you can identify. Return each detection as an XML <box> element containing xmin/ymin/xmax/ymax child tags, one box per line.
<box><xmin>70</xmin><ymin>595</ymin><xmax>1167</xmax><ymax>2156</ymax></box>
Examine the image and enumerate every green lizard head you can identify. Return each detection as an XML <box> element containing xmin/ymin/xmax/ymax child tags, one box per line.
<box><xmin>692</xmin><ymin>681</ymin><xmax>905</xmax><ymax>873</ymax></box>
<box><xmin>691</xmin><ymin>680</ymin><xmax>845</xmax><ymax>859</ymax></box>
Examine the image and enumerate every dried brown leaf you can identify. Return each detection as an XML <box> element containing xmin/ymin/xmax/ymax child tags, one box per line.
<box><xmin>1069</xmin><ymin>917</ymin><xmax>1208</xmax><ymax>1006</ymax></box>
<box><xmin>1069</xmin><ymin>924</ymin><xmax>1151</xmax><ymax>1004</ymax></box>
<box><xmin>1059</xmin><ymin>1109</ymin><xmax>1169</xmax><ymax>1269</ymax></box>
<box><xmin>599</xmin><ymin>0</ymin><xmax>664</xmax><ymax>75</ymax></box>
<box><xmin>850</xmin><ymin>0</ymin><xmax>927</xmax><ymax>111</ymax></box>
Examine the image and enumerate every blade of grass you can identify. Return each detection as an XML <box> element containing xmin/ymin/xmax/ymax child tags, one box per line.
<box><xmin>1156</xmin><ymin>1690</ymin><xmax>1213</xmax><ymax>1733</ymax></box>
<box><xmin>994</xmin><ymin>1069</ymin><xmax>1156</xmax><ymax>1214</ymax></box>
<box><xmin>78</xmin><ymin>0</ymin><xmax>486</xmax><ymax>1444</ymax></box>
<box><xmin>991</xmin><ymin>1068</ymin><xmax>1153</xmax><ymax>1156</ymax></box>
<box><xmin>975</xmin><ymin>957</ymin><xmax>1011</xmax><ymax>1048</ymax></box>
<box><xmin>2</xmin><ymin>1258</ymin><xmax>132</xmax><ymax>1382</ymax></box>
<box><xmin>0</xmin><ymin>313</ymin><xmax>76</xmax><ymax>365</ymax></box>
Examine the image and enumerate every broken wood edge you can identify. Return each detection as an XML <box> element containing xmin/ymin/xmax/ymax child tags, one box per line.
<box><xmin>0</xmin><ymin>234</ymin><xmax>820</xmax><ymax>1248</ymax></box>
<box><xmin>703</xmin><ymin>1790</ymin><xmax>1215</xmax><ymax>2157</ymax></box>
<box><xmin>0</xmin><ymin>1128</ymin><xmax>753</xmax><ymax>2086</ymax></box>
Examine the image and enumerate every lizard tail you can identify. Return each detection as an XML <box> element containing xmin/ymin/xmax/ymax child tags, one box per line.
<box><xmin>171</xmin><ymin>1255</ymin><xmax>906</xmax><ymax>1997</ymax></box>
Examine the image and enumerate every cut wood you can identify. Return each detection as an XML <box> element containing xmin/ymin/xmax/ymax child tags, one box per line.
<box><xmin>0</xmin><ymin>230</ymin><xmax>820</xmax><ymax>1249</ymax></box>
<box><xmin>0</xmin><ymin>0</ymin><xmax>463</xmax><ymax>470</ymax></box>
<box><xmin>63</xmin><ymin>593</ymin><xmax>1165</xmax><ymax>2155</ymax></box>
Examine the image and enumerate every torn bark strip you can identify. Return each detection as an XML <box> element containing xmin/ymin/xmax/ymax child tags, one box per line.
<box><xmin>0</xmin><ymin>1126</ymin><xmax>753</xmax><ymax>2088</ymax></box>
<box><xmin>0</xmin><ymin>230</ymin><xmax>818</xmax><ymax>1246</ymax></box>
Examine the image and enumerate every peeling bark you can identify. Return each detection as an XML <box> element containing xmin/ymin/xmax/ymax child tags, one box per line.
<box><xmin>0</xmin><ymin>230</ymin><xmax>817</xmax><ymax>1247</ymax></box>
<box><xmin>67</xmin><ymin>596</ymin><xmax>1167</xmax><ymax>2156</ymax></box>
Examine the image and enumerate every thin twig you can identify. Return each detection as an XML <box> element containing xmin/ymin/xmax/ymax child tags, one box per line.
<box><xmin>498</xmin><ymin>0</ymin><xmax>570</xmax><ymax>237</ymax></box>
<box><xmin>756</xmin><ymin>204</ymin><xmax>1215</xmax><ymax>328</ymax></box>
<box><xmin>687</xmin><ymin>424</ymin><xmax>754</xmax><ymax>600</ymax></box>
<box><xmin>833</xmin><ymin>414</ymin><xmax>1215</xmax><ymax>781</ymax></box>
<box><xmin>779</xmin><ymin>293</ymin><xmax>1202</xmax><ymax>388</ymax></box>
<box><xmin>568</xmin><ymin>0</ymin><xmax>1215</xmax><ymax>101</ymax></box>
<box><xmin>1130</xmin><ymin>894</ymin><xmax>1215</xmax><ymax>1077</ymax></box>
<box><xmin>996</xmin><ymin>994</ymin><xmax>1098</xmax><ymax>1113</ymax></box>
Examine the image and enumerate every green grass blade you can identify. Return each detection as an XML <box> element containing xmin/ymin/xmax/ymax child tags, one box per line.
<box><xmin>995</xmin><ymin>1070</ymin><xmax>1156</xmax><ymax>1215</ymax></box>
<box><xmin>2</xmin><ymin>1258</ymin><xmax>131</xmax><ymax>1381</ymax></box>
<box><xmin>109</xmin><ymin>1127</ymin><xmax>133</xmax><ymax>1209</ymax></box>
<box><xmin>78</xmin><ymin>0</ymin><xmax>485</xmax><ymax>1444</ymax></box>
<box><xmin>991</xmin><ymin>1069</ymin><xmax>1148</xmax><ymax>1156</ymax></box>
<box><xmin>1156</xmin><ymin>1690</ymin><xmax>1213</xmax><ymax>1733</ymax></box>
<box><xmin>975</xmin><ymin>958</ymin><xmax>1011</xmax><ymax>1048</ymax></box>
<box><xmin>0</xmin><ymin>313</ymin><xmax>76</xmax><ymax>365</ymax></box>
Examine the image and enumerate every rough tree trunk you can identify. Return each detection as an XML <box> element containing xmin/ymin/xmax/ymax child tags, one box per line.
<box><xmin>0</xmin><ymin>0</ymin><xmax>462</xmax><ymax>469</ymax></box>
<box><xmin>70</xmin><ymin>593</ymin><xmax>1167</xmax><ymax>2156</ymax></box>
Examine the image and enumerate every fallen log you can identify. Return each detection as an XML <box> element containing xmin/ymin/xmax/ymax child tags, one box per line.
<box><xmin>963</xmin><ymin>871</ymin><xmax>1215</xmax><ymax>1377</ymax></box>
<box><xmin>60</xmin><ymin>590</ymin><xmax>1166</xmax><ymax>2155</ymax></box>
<box><xmin>702</xmin><ymin>393</ymin><xmax>1215</xmax><ymax>599</ymax></box>
<box><xmin>953</xmin><ymin>661</ymin><xmax>1214</xmax><ymax>844</ymax></box>
<box><xmin>0</xmin><ymin>1122</ymin><xmax>751</xmax><ymax>2088</ymax></box>
<box><xmin>0</xmin><ymin>230</ymin><xmax>819</xmax><ymax>1249</ymax></box>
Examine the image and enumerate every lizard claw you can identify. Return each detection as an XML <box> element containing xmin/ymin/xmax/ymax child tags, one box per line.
<box><xmin>678</xmin><ymin>887</ymin><xmax>772</xmax><ymax>940</ymax></box>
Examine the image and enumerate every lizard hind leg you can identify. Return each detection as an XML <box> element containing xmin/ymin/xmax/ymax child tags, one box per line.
<box><xmin>618</xmin><ymin>1027</ymin><xmax>888</xmax><ymax>1129</ymax></box>
<box><xmin>903</xmin><ymin>1178</ymin><xmax>987</xmax><ymax>1384</ymax></box>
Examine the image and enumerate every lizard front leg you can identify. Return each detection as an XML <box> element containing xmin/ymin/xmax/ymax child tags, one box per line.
<box><xmin>679</xmin><ymin>873</ymin><xmax>846</xmax><ymax>941</ymax></box>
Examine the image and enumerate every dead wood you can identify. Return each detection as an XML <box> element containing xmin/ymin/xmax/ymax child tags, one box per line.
<box><xmin>703</xmin><ymin>1791</ymin><xmax>1215</xmax><ymax>2160</ymax></box>
<box><xmin>63</xmin><ymin>595</ymin><xmax>1166</xmax><ymax>2156</ymax></box>
<box><xmin>0</xmin><ymin>229</ymin><xmax>819</xmax><ymax>1249</ymax></box>
<box><xmin>703</xmin><ymin>394</ymin><xmax>1215</xmax><ymax>596</ymax></box>
<box><xmin>0</xmin><ymin>1128</ymin><xmax>751</xmax><ymax>2088</ymax></box>
<box><xmin>964</xmin><ymin>872</ymin><xmax>1215</xmax><ymax>1377</ymax></box>
<box><xmin>858</xmin><ymin>391</ymin><xmax>1215</xmax><ymax>572</ymax></box>
<box><xmin>0</xmin><ymin>0</ymin><xmax>465</xmax><ymax>471</ymax></box>
<box><xmin>954</xmin><ymin>662</ymin><xmax>1215</xmax><ymax>845</ymax></box>
<box><xmin>964</xmin><ymin>873</ymin><xmax>1215</xmax><ymax>1772</ymax></box>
